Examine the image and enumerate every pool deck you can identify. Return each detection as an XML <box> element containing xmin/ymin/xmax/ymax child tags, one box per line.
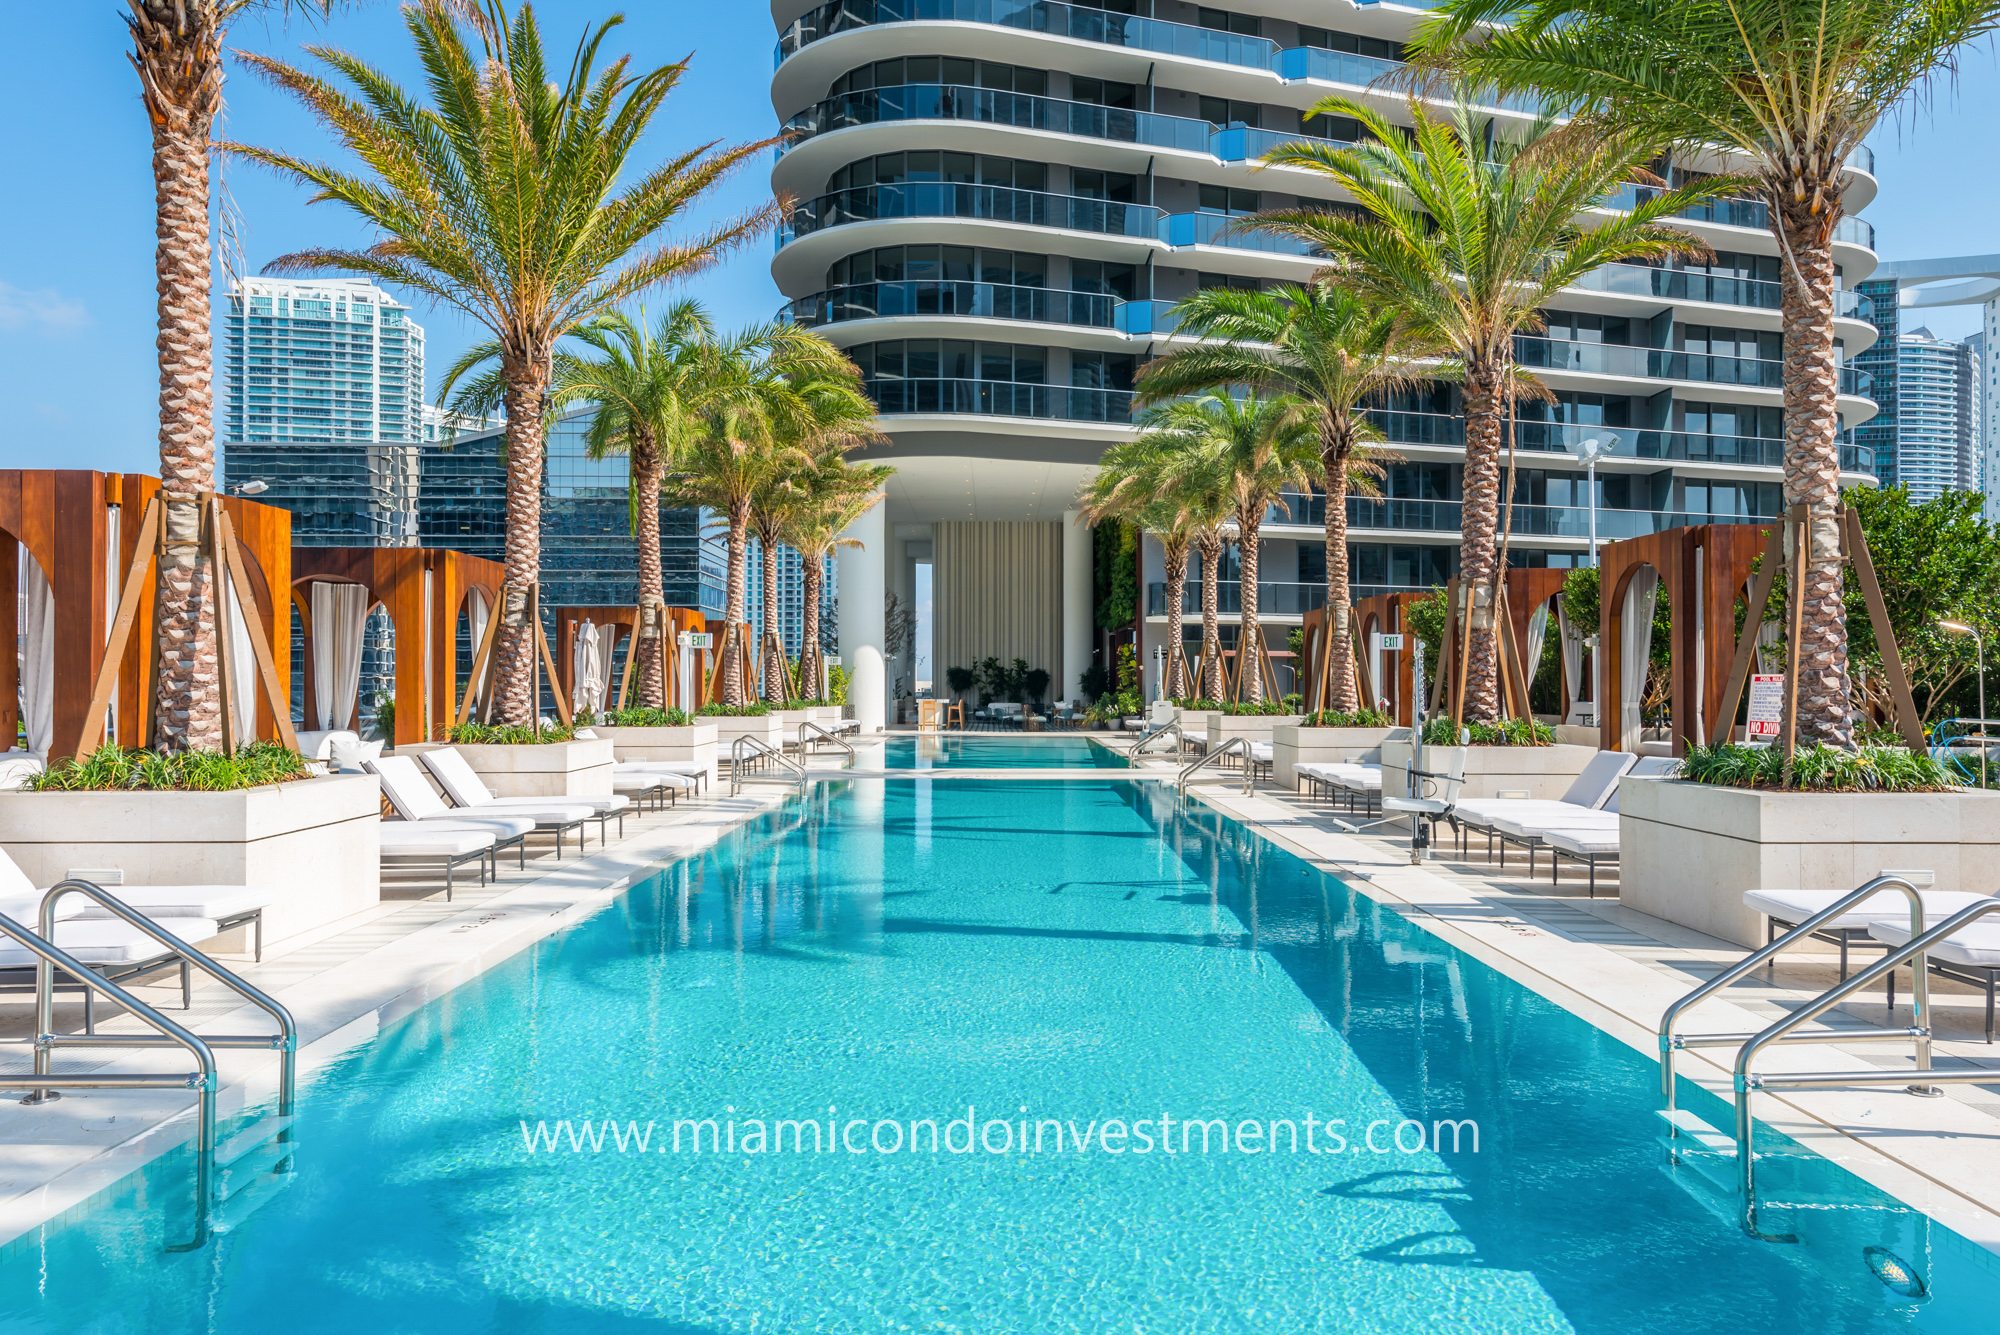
<box><xmin>8</xmin><ymin>736</ymin><xmax>2000</xmax><ymax>1263</ymax></box>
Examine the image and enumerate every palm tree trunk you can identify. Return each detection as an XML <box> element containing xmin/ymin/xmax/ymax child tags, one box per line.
<box><xmin>1200</xmin><ymin>539</ymin><xmax>1223</xmax><ymax>700</ymax></box>
<box><xmin>1321</xmin><ymin>422</ymin><xmax>1358</xmax><ymax>714</ymax></box>
<box><xmin>799</xmin><ymin>550</ymin><xmax>825</xmax><ymax>700</ymax></box>
<box><xmin>1776</xmin><ymin>210</ymin><xmax>1854</xmax><ymax>748</ymax></box>
<box><xmin>1458</xmin><ymin>355</ymin><xmax>1506</xmax><ymax>723</ymax></box>
<box><xmin>632</xmin><ymin>435</ymin><xmax>666</xmax><ymax>710</ymax></box>
<box><xmin>724</xmin><ymin>498</ymin><xmax>752</xmax><ymax>708</ymax></box>
<box><xmin>1238</xmin><ymin>514</ymin><xmax>1264</xmax><ymax>706</ymax></box>
<box><xmin>1163</xmin><ymin>535</ymin><xmax>1190</xmax><ymax>700</ymax></box>
<box><xmin>135</xmin><ymin>4</ymin><xmax>225</xmax><ymax>752</ymax></box>
<box><xmin>491</xmin><ymin>352</ymin><xmax>549</xmax><ymax>725</ymax></box>
<box><xmin>761</xmin><ymin>533</ymin><xmax>786</xmax><ymax>702</ymax></box>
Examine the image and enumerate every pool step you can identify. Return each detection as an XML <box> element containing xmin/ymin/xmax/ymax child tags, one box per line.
<box><xmin>210</xmin><ymin>1117</ymin><xmax>298</xmax><ymax>1236</ymax></box>
<box><xmin>215</xmin><ymin>1113</ymin><xmax>294</xmax><ymax>1169</ymax></box>
<box><xmin>1656</xmin><ymin>1108</ymin><xmax>1734</xmax><ymax>1154</ymax></box>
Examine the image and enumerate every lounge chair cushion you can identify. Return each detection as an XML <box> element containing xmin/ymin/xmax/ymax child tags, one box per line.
<box><xmin>1868</xmin><ymin>916</ymin><xmax>2000</xmax><ymax>969</ymax></box>
<box><xmin>1543</xmin><ymin>828</ymin><xmax>1620</xmax><ymax>857</ymax></box>
<box><xmin>1488</xmin><ymin>810</ymin><xmax>1620</xmax><ymax>841</ymax></box>
<box><xmin>612</xmin><ymin>765</ymin><xmax>696</xmax><ymax>789</ymax></box>
<box><xmin>0</xmin><ymin>917</ymin><xmax>220</xmax><ymax>970</ymax></box>
<box><xmin>379</xmin><ymin>825</ymin><xmax>496</xmax><ymax>856</ymax></box>
<box><xmin>1747</xmin><ymin>888</ymin><xmax>1993</xmax><ymax>932</ymax></box>
<box><xmin>368</xmin><ymin>755</ymin><xmax>589</xmax><ymax>829</ymax></box>
<box><xmin>421</xmin><ymin>748</ymin><xmax>629</xmax><ymax>817</ymax></box>
<box><xmin>1556</xmin><ymin>751</ymin><xmax>1640</xmax><ymax>808</ymax></box>
<box><xmin>60</xmin><ymin>885</ymin><xmax>271</xmax><ymax>923</ymax></box>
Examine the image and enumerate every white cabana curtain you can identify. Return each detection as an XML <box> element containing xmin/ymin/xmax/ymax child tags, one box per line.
<box><xmin>596</xmin><ymin>624</ymin><xmax>619</xmax><ymax>705</ymax></box>
<box><xmin>1619</xmin><ymin>569</ymin><xmax>1660</xmax><ymax>753</ymax></box>
<box><xmin>1557</xmin><ymin>601</ymin><xmax>1586</xmax><ymax>721</ymax></box>
<box><xmin>19</xmin><ymin>548</ymin><xmax>54</xmax><ymax>755</ymax></box>
<box><xmin>466</xmin><ymin>590</ymin><xmax>492</xmax><ymax>705</ymax></box>
<box><xmin>224</xmin><ymin>578</ymin><xmax>257</xmax><ymax>740</ymax></box>
<box><xmin>311</xmin><ymin>581</ymin><xmax>369</xmax><ymax>731</ymax></box>
<box><xmin>1524</xmin><ymin>603</ymin><xmax>1551</xmax><ymax>715</ymax></box>
<box><xmin>571</xmin><ymin>618</ymin><xmax>606</xmax><ymax>715</ymax></box>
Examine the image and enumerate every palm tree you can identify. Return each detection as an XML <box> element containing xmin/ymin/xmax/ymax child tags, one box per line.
<box><xmin>749</xmin><ymin>477</ymin><xmax>804</xmax><ymax>704</ymax></box>
<box><xmin>1137</xmin><ymin>395</ymin><xmax>1316</xmax><ymax>706</ymax></box>
<box><xmin>237</xmin><ymin>1</ymin><xmax>777</xmax><ymax>724</ymax></box>
<box><xmin>663</xmin><ymin>326</ymin><xmax>876</xmax><ymax>708</ymax></box>
<box><xmin>443</xmin><ymin>302</ymin><xmax>722</xmax><ymax>710</ymax></box>
<box><xmin>1134</xmin><ymin>282</ymin><xmax>1430</xmax><ymax>712</ymax></box>
<box><xmin>781</xmin><ymin>451</ymin><xmax>895</xmax><ymax>703</ymax></box>
<box><xmin>1254</xmin><ymin>99</ymin><xmax>1730</xmax><ymax>722</ymax></box>
<box><xmin>1421</xmin><ymin>1</ymin><xmax>2000</xmax><ymax>745</ymax></box>
<box><xmin>1081</xmin><ymin>438</ymin><xmax>1194</xmax><ymax>700</ymax></box>
<box><xmin>127</xmin><ymin>0</ymin><xmax>333</xmax><ymax>750</ymax></box>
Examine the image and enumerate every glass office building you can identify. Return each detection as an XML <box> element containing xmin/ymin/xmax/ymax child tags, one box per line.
<box><xmin>223</xmin><ymin>278</ymin><xmax>426</xmax><ymax>447</ymax></box>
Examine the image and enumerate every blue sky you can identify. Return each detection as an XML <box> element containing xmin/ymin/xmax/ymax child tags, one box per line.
<box><xmin>1</xmin><ymin>5</ymin><xmax>1997</xmax><ymax>474</ymax></box>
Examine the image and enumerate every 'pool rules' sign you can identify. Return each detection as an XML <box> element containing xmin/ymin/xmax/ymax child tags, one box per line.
<box><xmin>1747</xmin><ymin>674</ymin><xmax>1785</xmax><ymax>739</ymax></box>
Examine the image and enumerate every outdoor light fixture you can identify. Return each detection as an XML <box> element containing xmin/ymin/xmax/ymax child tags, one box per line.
<box><xmin>1940</xmin><ymin>619</ymin><xmax>1987</xmax><ymax>788</ymax></box>
<box><xmin>1567</xmin><ymin>433</ymin><xmax>1619</xmax><ymax>566</ymax></box>
<box><xmin>230</xmin><ymin>479</ymin><xmax>270</xmax><ymax>497</ymax></box>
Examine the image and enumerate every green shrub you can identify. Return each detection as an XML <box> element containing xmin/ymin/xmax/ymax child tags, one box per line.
<box><xmin>1421</xmin><ymin>717</ymin><xmax>1555</xmax><ymax>747</ymax></box>
<box><xmin>1303</xmin><ymin>709</ymin><xmax>1392</xmax><ymax>728</ymax></box>
<box><xmin>697</xmin><ymin>702</ymin><xmax>772</xmax><ymax>718</ymax></box>
<box><xmin>446</xmin><ymin>722</ymin><xmax>578</xmax><ymax>745</ymax></box>
<box><xmin>1680</xmin><ymin>741</ymin><xmax>1957</xmax><ymax>793</ymax></box>
<box><xmin>1218</xmin><ymin>700</ymin><xmax>1292</xmax><ymax>716</ymax></box>
<box><xmin>592</xmin><ymin>706</ymin><xmax>692</xmax><ymax>728</ymax></box>
<box><xmin>28</xmin><ymin>743</ymin><xmax>311</xmax><ymax>792</ymax></box>
<box><xmin>828</xmin><ymin>664</ymin><xmax>851</xmax><ymax>706</ymax></box>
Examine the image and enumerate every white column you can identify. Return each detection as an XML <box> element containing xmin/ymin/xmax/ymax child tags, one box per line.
<box><xmin>838</xmin><ymin>497</ymin><xmax>889</xmax><ymax>733</ymax></box>
<box><xmin>1062</xmin><ymin>510</ymin><xmax>1093</xmax><ymax>704</ymax></box>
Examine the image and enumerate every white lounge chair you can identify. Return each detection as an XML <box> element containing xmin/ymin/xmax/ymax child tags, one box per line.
<box><xmin>1868</xmin><ymin>910</ymin><xmax>2000</xmax><ymax>1040</ymax></box>
<box><xmin>418</xmin><ymin>748</ymin><xmax>631</xmax><ymax>847</ymax></box>
<box><xmin>378</xmin><ymin>822</ymin><xmax>503</xmax><ymax>899</ymax></box>
<box><xmin>1448</xmin><ymin>751</ymin><xmax>1638</xmax><ymax>861</ymax></box>
<box><xmin>1485</xmin><ymin>757</ymin><xmax>1680</xmax><ymax>873</ymax></box>
<box><xmin>0</xmin><ymin>880</ymin><xmax>224</xmax><ymax>1027</ymax></box>
<box><xmin>367</xmin><ymin>755</ymin><xmax>590</xmax><ymax>858</ymax></box>
<box><xmin>0</xmin><ymin>849</ymin><xmax>272</xmax><ymax>961</ymax></box>
<box><xmin>1746</xmin><ymin>887</ymin><xmax>1993</xmax><ymax>978</ymax></box>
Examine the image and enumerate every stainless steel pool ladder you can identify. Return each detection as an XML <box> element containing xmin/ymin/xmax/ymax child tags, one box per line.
<box><xmin>731</xmin><ymin>734</ymin><xmax>808</xmax><ymax>796</ymax></box>
<box><xmin>0</xmin><ymin>880</ymin><xmax>298</xmax><ymax>1249</ymax></box>
<box><xmin>1177</xmin><ymin>737</ymin><xmax>1254</xmax><ymax>796</ymax></box>
<box><xmin>797</xmin><ymin>720</ymin><xmax>856</xmax><ymax>760</ymax></box>
<box><xmin>1655</xmin><ymin>875</ymin><xmax>2000</xmax><ymax>1238</ymax></box>
<box><xmin>1128</xmin><ymin>720</ymin><xmax>1184</xmax><ymax>758</ymax></box>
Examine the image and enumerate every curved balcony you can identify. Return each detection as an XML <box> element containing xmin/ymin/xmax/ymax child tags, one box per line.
<box><xmin>1568</xmin><ymin>263</ymin><xmax>1869</xmax><ymax>319</ymax></box>
<box><xmin>1364</xmin><ymin>410</ymin><xmax>1874</xmax><ymax>472</ymax></box>
<box><xmin>866</xmin><ymin>376</ymin><xmax>1136</xmax><ymax>422</ymax></box>
<box><xmin>1603</xmin><ymin>184</ymin><xmax>1878</xmax><ymax>252</ymax></box>
<box><xmin>788</xmin><ymin>279</ymin><xmax>1118</xmax><ymax>330</ymax></box>
<box><xmin>1149</xmin><ymin>581</ymin><xmax>1329</xmax><ymax>617</ymax></box>
<box><xmin>782</xmin><ymin>84</ymin><xmax>1213</xmax><ymax>157</ymax></box>
<box><xmin>1515</xmin><ymin>336</ymin><xmax>1872</xmax><ymax>396</ymax></box>
<box><xmin>1267</xmin><ymin>495</ymin><xmax>1804</xmax><ymax>538</ymax></box>
<box><xmin>785</xmin><ymin>182</ymin><xmax>1166</xmax><ymax>243</ymax></box>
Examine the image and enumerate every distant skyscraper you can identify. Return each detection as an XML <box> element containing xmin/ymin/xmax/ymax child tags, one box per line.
<box><xmin>1879</xmin><ymin>327</ymin><xmax>1979</xmax><ymax>502</ymax></box>
<box><xmin>1866</xmin><ymin>255</ymin><xmax>2000</xmax><ymax>517</ymax></box>
<box><xmin>747</xmin><ymin>541</ymin><xmax>838</xmax><ymax>666</ymax></box>
<box><xmin>223</xmin><ymin>277</ymin><xmax>426</xmax><ymax>446</ymax></box>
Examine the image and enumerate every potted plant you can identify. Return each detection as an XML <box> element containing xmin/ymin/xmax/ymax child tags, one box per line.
<box><xmin>1273</xmin><ymin>707</ymin><xmax>1395</xmax><ymax>788</ymax></box>
<box><xmin>699</xmin><ymin>700</ymin><xmax>787</xmax><ymax>758</ymax></box>
<box><xmin>441</xmin><ymin>721</ymin><xmax>615</xmax><ymax>799</ymax></box>
<box><xmin>1204</xmin><ymin>697</ymin><xmax>1305</xmax><ymax>755</ymax></box>
<box><xmin>946</xmin><ymin>666</ymin><xmax>975</xmax><ymax>706</ymax></box>
<box><xmin>0</xmin><ymin>743</ymin><xmax>381</xmax><ymax>946</ymax></box>
<box><xmin>1382</xmin><ymin>717</ymin><xmax>1599</xmax><ymax>802</ymax></box>
<box><xmin>585</xmin><ymin>706</ymin><xmax>721</xmax><ymax>785</ymax></box>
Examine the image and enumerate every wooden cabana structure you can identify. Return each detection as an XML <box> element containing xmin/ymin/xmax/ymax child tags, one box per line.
<box><xmin>0</xmin><ymin>470</ymin><xmax>291</xmax><ymax>759</ymax></box>
<box><xmin>1595</xmin><ymin>523</ymin><xmax>1775</xmax><ymax>755</ymax></box>
<box><xmin>552</xmin><ymin>604</ymin><xmax>713</xmax><ymax>713</ymax></box>
<box><xmin>292</xmin><ymin>546</ymin><xmax>504</xmax><ymax>746</ymax></box>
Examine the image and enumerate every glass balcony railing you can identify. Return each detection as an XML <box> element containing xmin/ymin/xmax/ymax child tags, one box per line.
<box><xmin>1158</xmin><ymin>210</ymin><xmax>1320</xmax><ymax>256</ymax></box>
<box><xmin>865</xmin><ymin>376</ymin><xmax>1136</xmax><ymax>421</ymax></box>
<box><xmin>1514</xmin><ymin>336</ymin><xmax>1872</xmax><ymax>396</ymax></box>
<box><xmin>1149</xmin><ymin>581</ymin><xmax>1329</xmax><ymax>617</ymax></box>
<box><xmin>1601</xmin><ymin>184</ymin><xmax>1880</xmax><ymax>252</ymax></box>
<box><xmin>782</xmin><ymin>84</ymin><xmax>1213</xmax><ymax>155</ymax></box>
<box><xmin>784</xmin><ymin>182</ymin><xmax>1165</xmax><ymax>242</ymax></box>
<box><xmin>1261</xmin><ymin>496</ymin><xmax>1801</xmax><ymax>540</ymax></box>
<box><xmin>788</xmin><ymin>281</ymin><xmax>1117</xmax><ymax>329</ymax></box>
<box><xmin>778</xmin><ymin>0</ymin><xmax>1280</xmax><ymax>70</ymax></box>
<box><xmin>1275</xmin><ymin>46</ymin><xmax>1542</xmax><ymax>115</ymax></box>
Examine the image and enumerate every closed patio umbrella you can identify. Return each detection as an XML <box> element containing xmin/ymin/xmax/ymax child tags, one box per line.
<box><xmin>572</xmin><ymin>619</ymin><xmax>605</xmax><ymax>717</ymax></box>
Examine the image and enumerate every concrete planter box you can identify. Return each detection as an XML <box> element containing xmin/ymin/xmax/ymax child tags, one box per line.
<box><xmin>808</xmin><ymin>706</ymin><xmax>845</xmax><ymax>733</ymax></box>
<box><xmin>452</xmin><ymin>738</ymin><xmax>614</xmax><ymax>799</ymax></box>
<box><xmin>1272</xmin><ymin>725</ymin><xmax>1396</xmax><ymax>789</ymax></box>
<box><xmin>593</xmin><ymin>723</ymin><xmax>720</xmax><ymax>785</ymax></box>
<box><xmin>708</xmin><ymin>713</ymin><xmax>788</xmax><ymax>762</ymax></box>
<box><xmin>1382</xmin><ymin>740</ymin><xmax>1597</xmax><ymax>802</ymax></box>
<box><xmin>1621</xmin><ymin>780</ymin><xmax>2000</xmax><ymax>948</ymax></box>
<box><xmin>1205</xmin><ymin>714</ymin><xmax>1303</xmax><ymax>757</ymax></box>
<box><xmin>0</xmin><ymin>774</ymin><xmax>381</xmax><ymax>946</ymax></box>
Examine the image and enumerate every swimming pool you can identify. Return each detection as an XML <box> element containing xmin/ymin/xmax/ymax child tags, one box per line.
<box><xmin>880</xmin><ymin>733</ymin><xmax>1129</xmax><ymax>768</ymax></box>
<box><xmin>1</xmin><ymin>779</ymin><xmax>1988</xmax><ymax>1331</ymax></box>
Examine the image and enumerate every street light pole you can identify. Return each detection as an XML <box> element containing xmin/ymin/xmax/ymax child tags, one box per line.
<box><xmin>1572</xmin><ymin>434</ymin><xmax>1617</xmax><ymax>568</ymax></box>
<box><xmin>1941</xmin><ymin>620</ymin><xmax>1986</xmax><ymax>788</ymax></box>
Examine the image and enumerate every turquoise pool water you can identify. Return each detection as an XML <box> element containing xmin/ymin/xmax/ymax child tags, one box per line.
<box><xmin>881</xmin><ymin>734</ymin><xmax>1128</xmax><ymax>768</ymax></box>
<box><xmin>0</xmin><ymin>780</ymin><xmax>1989</xmax><ymax>1332</ymax></box>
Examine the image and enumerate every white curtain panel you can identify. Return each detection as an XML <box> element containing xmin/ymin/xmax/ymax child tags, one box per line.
<box><xmin>571</xmin><ymin>619</ymin><xmax>604</xmax><ymax>715</ymax></box>
<box><xmin>311</xmin><ymin>581</ymin><xmax>370</xmax><ymax>731</ymax></box>
<box><xmin>225</xmin><ymin>577</ymin><xmax>257</xmax><ymax>740</ymax></box>
<box><xmin>1620</xmin><ymin>568</ymin><xmax>1660</xmax><ymax>753</ymax></box>
<box><xmin>466</xmin><ymin>589</ymin><xmax>492</xmax><ymax>702</ymax></box>
<box><xmin>1557</xmin><ymin>601</ymin><xmax>1585</xmax><ymax>720</ymax></box>
<box><xmin>595</xmin><ymin>624</ymin><xmax>619</xmax><ymax>707</ymax></box>
<box><xmin>1524</xmin><ymin>603</ymin><xmax>1551</xmax><ymax>715</ymax></box>
<box><xmin>19</xmin><ymin>548</ymin><xmax>54</xmax><ymax>756</ymax></box>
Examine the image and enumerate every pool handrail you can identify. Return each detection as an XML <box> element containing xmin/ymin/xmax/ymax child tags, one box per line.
<box><xmin>1128</xmin><ymin>719</ymin><xmax>1185</xmax><ymax>757</ymax></box>
<box><xmin>1178</xmin><ymin>735</ymin><xmax>1254</xmax><ymax>795</ymax></box>
<box><xmin>1657</xmin><ymin>874</ymin><xmax>1929</xmax><ymax>1111</ymax></box>
<box><xmin>797</xmin><ymin>720</ymin><xmax>857</xmax><ymax>760</ymax></box>
<box><xmin>1730</xmin><ymin>896</ymin><xmax>2000</xmax><ymax>1238</ymax></box>
<box><xmin>731</xmin><ymin>734</ymin><xmax>808</xmax><ymax>796</ymax></box>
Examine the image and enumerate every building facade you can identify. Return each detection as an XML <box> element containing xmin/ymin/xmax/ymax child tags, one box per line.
<box><xmin>748</xmin><ymin>540</ymin><xmax>839</xmax><ymax>664</ymax></box>
<box><xmin>769</xmin><ymin>0</ymin><xmax>1882</xmax><ymax>722</ymax></box>
<box><xmin>1866</xmin><ymin>257</ymin><xmax>2000</xmax><ymax>517</ymax></box>
<box><xmin>223</xmin><ymin>277</ymin><xmax>426</xmax><ymax>447</ymax></box>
